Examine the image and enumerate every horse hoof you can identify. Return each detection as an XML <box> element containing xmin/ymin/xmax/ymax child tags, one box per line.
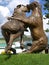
<box><xmin>10</xmin><ymin>48</ymin><xmax>16</xmax><ymax>54</ymax></box>
<box><xmin>20</xmin><ymin>45</ymin><xmax>24</xmax><ymax>49</ymax></box>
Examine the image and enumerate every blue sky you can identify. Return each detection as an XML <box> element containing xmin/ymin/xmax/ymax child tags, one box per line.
<box><xmin>30</xmin><ymin>0</ymin><xmax>48</xmax><ymax>15</ymax></box>
<box><xmin>0</xmin><ymin>0</ymin><xmax>47</xmax><ymax>15</ymax></box>
<box><xmin>0</xmin><ymin>0</ymin><xmax>49</xmax><ymax>37</ymax></box>
<box><xmin>0</xmin><ymin>0</ymin><xmax>47</xmax><ymax>16</ymax></box>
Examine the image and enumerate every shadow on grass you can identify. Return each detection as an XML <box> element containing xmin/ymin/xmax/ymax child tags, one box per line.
<box><xmin>5</xmin><ymin>48</ymin><xmax>17</xmax><ymax>60</ymax></box>
<box><xmin>5</xmin><ymin>54</ymin><xmax>12</xmax><ymax>60</ymax></box>
<box><xmin>5</xmin><ymin>54</ymin><xmax>18</xmax><ymax>61</ymax></box>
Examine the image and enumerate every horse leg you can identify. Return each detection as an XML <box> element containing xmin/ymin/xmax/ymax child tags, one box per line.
<box><xmin>5</xmin><ymin>32</ymin><xmax>22</xmax><ymax>53</ymax></box>
<box><xmin>20</xmin><ymin>32</ymin><xmax>24</xmax><ymax>49</ymax></box>
<box><xmin>2</xmin><ymin>29</ymin><xmax>10</xmax><ymax>43</ymax></box>
<box><xmin>1</xmin><ymin>29</ymin><xmax>11</xmax><ymax>54</ymax></box>
<box><xmin>25</xmin><ymin>38</ymin><xmax>47</xmax><ymax>53</ymax></box>
<box><xmin>20</xmin><ymin>29</ymin><xmax>28</xmax><ymax>49</ymax></box>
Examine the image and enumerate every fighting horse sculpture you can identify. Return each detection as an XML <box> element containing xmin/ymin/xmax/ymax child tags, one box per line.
<box><xmin>1</xmin><ymin>5</ymin><xmax>29</xmax><ymax>53</ymax></box>
<box><xmin>15</xmin><ymin>1</ymin><xmax>48</xmax><ymax>53</ymax></box>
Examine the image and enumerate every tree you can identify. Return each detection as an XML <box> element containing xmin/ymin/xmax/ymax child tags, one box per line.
<box><xmin>43</xmin><ymin>0</ymin><xmax>49</xmax><ymax>32</ymax></box>
<box><xmin>47</xmin><ymin>20</ymin><xmax>49</xmax><ymax>24</ymax></box>
<box><xmin>45</xmin><ymin>28</ymin><xmax>49</xmax><ymax>32</ymax></box>
<box><xmin>43</xmin><ymin>0</ymin><xmax>49</xmax><ymax>18</ymax></box>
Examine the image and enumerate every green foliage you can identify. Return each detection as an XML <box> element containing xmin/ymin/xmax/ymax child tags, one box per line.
<box><xmin>47</xmin><ymin>20</ymin><xmax>49</xmax><ymax>24</ymax></box>
<box><xmin>45</xmin><ymin>13</ymin><xmax>49</xmax><ymax>18</ymax></box>
<box><xmin>43</xmin><ymin>0</ymin><xmax>49</xmax><ymax>18</ymax></box>
<box><xmin>45</xmin><ymin>29</ymin><xmax>49</xmax><ymax>32</ymax></box>
<box><xmin>0</xmin><ymin>54</ymin><xmax>49</xmax><ymax>65</ymax></box>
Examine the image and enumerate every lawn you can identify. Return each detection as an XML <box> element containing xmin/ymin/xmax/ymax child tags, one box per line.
<box><xmin>0</xmin><ymin>54</ymin><xmax>49</xmax><ymax>65</ymax></box>
<box><xmin>0</xmin><ymin>39</ymin><xmax>5</xmax><ymax>43</ymax></box>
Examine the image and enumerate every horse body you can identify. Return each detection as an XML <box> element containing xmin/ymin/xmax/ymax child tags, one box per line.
<box><xmin>1</xmin><ymin>5</ymin><xmax>28</xmax><ymax>53</ymax></box>
<box><xmin>16</xmin><ymin>1</ymin><xmax>48</xmax><ymax>53</ymax></box>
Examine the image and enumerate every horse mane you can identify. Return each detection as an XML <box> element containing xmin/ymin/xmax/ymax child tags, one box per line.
<box><xmin>34</xmin><ymin>2</ymin><xmax>42</xmax><ymax>17</ymax></box>
<box><xmin>12</xmin><ymin>5</ymin><xmax>26</xmax><ymax>17</ymax></box>
<box><xmin>11</xmin><ymin>5</ymin><xmax>22</xmax><ymax>17</ymax></box>
<box><xmin>32</xmin><ymin>1</ymin><xmax>42</xmax><ymax>17</ymax></box>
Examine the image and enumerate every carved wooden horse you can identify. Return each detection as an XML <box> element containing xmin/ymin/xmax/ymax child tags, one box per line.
<box><xmin>1</xmin><ymin>5</ymin><xmax>28</xmax><ymax>53</ymax></box>
<box><xmin>16</xmin><ymin>1</ymin><xmax>48</xmax><ymax>53</ymax></box>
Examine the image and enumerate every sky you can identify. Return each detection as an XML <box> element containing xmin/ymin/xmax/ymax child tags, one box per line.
<box><xmin>0</xmin><ymin>0</ymin><xmax>49</xmax><ymax>37</ymax></box>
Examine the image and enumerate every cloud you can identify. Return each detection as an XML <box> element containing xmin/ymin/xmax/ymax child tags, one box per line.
<box><xmin>34</xmin><ymin>0</ymin><xmax>40</xmax><ymax>2</ymax></box>
<box><xmin>43</xmin><ymin>18</ymin><xmax>49</xmax><ymax>30</ymax></box>
<box><xmin>43</xmin><ymin>15</ymin><xmax>49</xmax><ymax>30</ymax></box>
<box><xmin>30</xmin><ymin>0</ymin><xmax>40</xmax><ymax>3</ymax></box>
<box><xmin>0</xmin><ymin>6</ymin><xmax>10</xmax><ymax>28</ymax></box>
<box><xmin>0</xmin><ymin>6</ymin><xmax>10</xmax><ymax>17</ymax></box>
<box><xmin>7</xmin><ymin>0</ymin><xmax>30</xmax><ymax>15</ymax></box>
<box><xmin>0</xmin><ymin>0</ymin><xmax>2</xmax><ymax>2</ymax></box>
<box><xmin>0</xmin><ymin>13</ymin><xmax>5</xmax><ymax>24</ymax></box>
<box><xmin>0</xmin><ymin>0</ymin><xmax>12</xmax><ymax>6</ymax></box>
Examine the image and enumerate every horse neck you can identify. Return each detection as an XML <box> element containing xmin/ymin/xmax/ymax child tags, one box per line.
<box><xmin>12</xmin><ymin>11</ymin><xmax>26</xmax><ymax>17</ymax></box>
<box><xmin>31</xmin><ymin>7</ymin><xmax>42</xmax><ymax>17</ymax></box>
<box><xmin>19</xmin><ymin>12</ymin><xmax>26</xmax><ymax>17</ymax></box>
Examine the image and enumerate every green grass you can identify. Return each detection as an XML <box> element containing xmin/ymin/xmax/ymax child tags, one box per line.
<box><xmin>0</xmin><ymin>39</ymin><xmax>5</xmax><ymax>43</ymax></box>
<box><xmin>0</xmin><ymin>54</ymin><xmax>49</xmax><ymax>65</ymax></box>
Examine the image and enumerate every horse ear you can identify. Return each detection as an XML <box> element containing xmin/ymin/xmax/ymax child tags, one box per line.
<box><xmin>33</xmin><ymin>3</ymin><xmax>37</xmax><ymax>7</ymax></box>
<box><xmin>17</xmin><ymin>5</ymin><xmax>21</xmax><ymax>8</ymax></box>
<box><xmin>27</xmin><ymin>5</ymin><xmax>30</xmax><ymax>12</ymax></box>
<box><xmin>33</xmin><ymin>2</ymin><xmax>39</xmax><ymax>7</ymax></box>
